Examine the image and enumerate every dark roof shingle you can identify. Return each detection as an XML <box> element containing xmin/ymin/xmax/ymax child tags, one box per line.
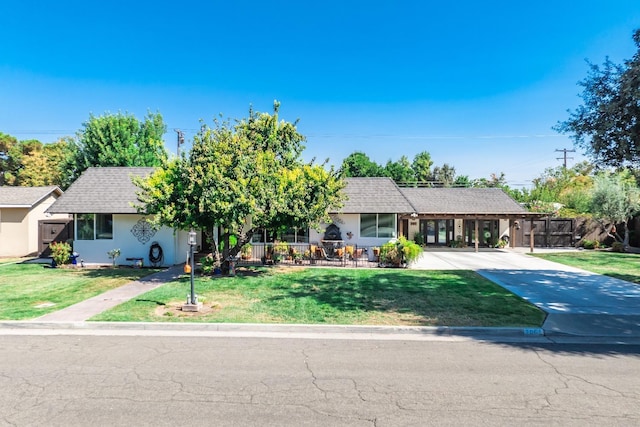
<box><xmin>400</xmin><ymin>187</ymin><xmax>526</xmax><ymax>215</ymax></box>
<box><xmin>341</xmin><ymin>178</ymin><xmax>415</xmax><ymax>213</ymax></box>
<box><xmin>47</xmin><ymin>167</ymin><xmax>154</xmax><ymax>214</ymax></box>
<box><xmin>0</xmin><ymin>186</ymin><xmax>62</xmax><ymax>207</ymax></box>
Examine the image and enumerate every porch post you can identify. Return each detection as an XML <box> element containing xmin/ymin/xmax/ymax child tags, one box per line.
<box><xmin>510</xmin><ymin>219</ymin><xmax>515</xmax><ymax>248</ymax></box>
<box><xmin>530</xmin><ymin>218</ymin><xmax>535</xmax><ymax>253</ymax></box>
<box><xmin>474</xmin><ymin>219</ymin><xmax>479</xmax><ymax>253</ymax></box>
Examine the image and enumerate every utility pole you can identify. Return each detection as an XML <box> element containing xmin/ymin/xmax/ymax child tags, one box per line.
<box><xmin>555</xmin><ymin>148</ymin><xmax>575</xmax><ymax>168</ymax></box>
<box><xmin>174</xmin><ymin>129</ymin><xmax>185</xmax><ymax>157</ymax></box>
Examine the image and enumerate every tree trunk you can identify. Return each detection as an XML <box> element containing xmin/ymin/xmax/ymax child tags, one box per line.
<box><xmin>623</xmin><ymin>221</ymin><xmax>630</xmax><ymax>247</ymax></box>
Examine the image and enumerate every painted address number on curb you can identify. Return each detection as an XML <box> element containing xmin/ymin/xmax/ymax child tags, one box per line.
<box><xmin>523</xmin><ymin>328</ymin><xmax>544</xmax><ymax>335</ymax></box>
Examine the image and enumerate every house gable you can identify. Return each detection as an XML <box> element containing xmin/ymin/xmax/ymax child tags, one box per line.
<box><xmin>47</xmin><ymin>167</ymin><xmax>154</xmax><ymax>214</ymax></box>
<box><xmin>0</xmin><ymin>186</ymin><xmax>62</xmax><ymax>208</ymax></box>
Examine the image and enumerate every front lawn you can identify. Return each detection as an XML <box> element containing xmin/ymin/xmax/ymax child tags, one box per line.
<box><xmin>0</xmin><ymin>263</ymin><xmax>161</xmax><ymax>320</ymax></box>
<box><xmin>92</xmin><ymin>267</ymin><xmax>545</xmax><ymax>327</ymax></box>
<box><xmin>531</xmin><ymin>251</ymin><xmax>640</xmax><ymax>284</ymax></box>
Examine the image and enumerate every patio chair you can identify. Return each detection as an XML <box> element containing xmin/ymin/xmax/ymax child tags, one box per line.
<box><xmin>315</xmin><ymin>246</ymin><xmax>329</xmax><ymax>260</ymax></box>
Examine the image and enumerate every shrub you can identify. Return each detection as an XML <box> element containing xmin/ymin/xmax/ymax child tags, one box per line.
<box><xmin>581</xmin><ymin>239</ymin><xmax>600</xmax><ymax>250</ymax></box>
<box><xmin>611</xmin><ymin>242</ymin><xmax>626</xmax><ymax>253</ymax></box>
<box><xmin>50</xmin><ymin>241</ymin><xmax>72</xmax><ymax>266</ymax></box>
<box><xmin>107</xmin><ymin>248</ymin><xmax>121</xmax><ymax>267</ymax></box>
<box><xmin>379</xmin><ymin>236</ymin><xmax>422</xmax><ymax>267</ymax></box>
<box><xmin>201</xmin><ymin>253</ymin><xmax>220</xmax><ymax>275</ymax></box>
<box><xmin>450</xmin><ymin>235</ymin><xmax>465</xmax><ymax>248</ymax></box>
<box><xmin>273</xmin><ymin>240</ymin><xmax>289</xmax><ymax>255</ymax></box>
<box><xmin>413</xmin><ymin>232</ymin><xmax>425</xmax><ymax>246</ymax></box>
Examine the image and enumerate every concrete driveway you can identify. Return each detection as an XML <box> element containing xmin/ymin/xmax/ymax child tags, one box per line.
<box><xmin>412</xmin><ymin>248</ymin><xmax>640</xmax><ymax>337</ymax></box>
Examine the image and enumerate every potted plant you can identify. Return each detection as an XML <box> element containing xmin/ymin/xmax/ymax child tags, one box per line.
<box><xmin>240</xmin><ymin>243</ymin><xmax>253</xmax><ymax>260</ymax></box>
<box><xmin>379</xmin><ymin>237</ymin><xmax>422</xmax><ymax>268</ymax></box>
<box><xmin>372</xmin><ymin>247</ymin><xmax>380</xmax><ymax>262</ymax></box>
<box><xmin>273</xmin><ymin>240</ymin><xmax>289</xmax><ymax>256</ymax></box>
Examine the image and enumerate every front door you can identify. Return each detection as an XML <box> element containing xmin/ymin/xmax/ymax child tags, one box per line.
<box><xmin>419</xmin><ymin>219</ymin><xmax>453</xmax><ymax>246</ymax></box>
<box><xmin>464</xmin><ymin>220</ymin><xmax>499</xmax><ymax>247</ymax></box>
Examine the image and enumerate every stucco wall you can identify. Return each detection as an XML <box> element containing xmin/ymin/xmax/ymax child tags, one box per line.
<box><xmin>72</xmin><ymin>214</ymin><xmax>190</xmax><ymax>266</ymax></box>
<box><xmin>0</xmin><ymin>208</ymin><xmax>28</xmax><ymax>257</ymax></box>
<box><xmin>0</xmin><ymin>194</ymin><xmax>69</xmax><ymax>257</ymax></box>
<box><xmin>309</xmin><ymin>214</ymin><xmax>397</xmax><ymax>249</ymax></box>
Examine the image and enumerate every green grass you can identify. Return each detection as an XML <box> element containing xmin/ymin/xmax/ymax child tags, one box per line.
<box><xmin>0</xmin><ymin>263</ymin><xmax>161</xmax><ymax>320</ymax></box>
<box><xmin>530</xmin><ymin>251</ymin><xmax>640</xmax><ymax>284</ymax></box>
<box><xmin>93</xmin><ymin>267</ymin><xmax>545</xmax><ymax>327</ymax></box>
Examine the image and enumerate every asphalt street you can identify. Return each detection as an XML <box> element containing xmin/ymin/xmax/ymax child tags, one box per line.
<box><xmin>1</xmin><ymin>334</ymin><xmax>639</xmax><ymax>426</ymax></box>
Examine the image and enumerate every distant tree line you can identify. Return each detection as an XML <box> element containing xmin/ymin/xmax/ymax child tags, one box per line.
<box><xmin>0</xmin><ymin>111</ymin><xmax>167</xmax><ymax>189</ymax></box>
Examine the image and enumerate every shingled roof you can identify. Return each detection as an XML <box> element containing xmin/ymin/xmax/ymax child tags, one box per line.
<box><xmin>47</xmin><ymin>167</ymin><xmax>154</xmax><ymax>214</ymax></box>
<box><xmin>0</xmin><ymin>186</ymin><xmax>62</xmax><ymax>208</ymax></box>
<box><xmin>400</xmin><ymin>187</ymin><xmax>527</xmax><ymax>215</ymax></box>
<box><xmin>47</xmin><ymin>168</ymin><xmax>530</xmax><ymax>217</ymax></box>
<box><xmin>340</xmin><ymin>177</ymin><xmax>416</xmax><ymax>213</ymax></box>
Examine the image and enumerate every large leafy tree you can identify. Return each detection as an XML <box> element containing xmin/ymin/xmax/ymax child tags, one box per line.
<box><xmin>384</xmin><ymin>155</ymin><xmax>415</xmax><ymax>183</ymax></box>
<box><xmin>136</xmin><ymin>102</ymin><xmax>346</xmax><ymax>265</ymax></box>
<box><xmin>431</xmin><ymin>163</ymin><xmax>457</xmax><ymax>187</ymax></box>
<box><xmin>411</xmin><ymin>151</ymin><xmax>433</xmax><ymax>182</ymax></box>
<box><xmin>65</xmin><ymin>111</ymin><xmax>168</xmax><ymax>187</ymax></box>
<box><xmin>340</xmin><ymin>151</ymin><xmax>385</xmax><ymax>177</ymax></box>
<box><xmin>590</xmin><ymin>171</ymin><xmax>640</xmax><ymax>246</ymax></box>
<box><xmin>0</xmin><ymin>134</ymin><xmax>73</xmax><ymax>187</ymax></box>
<box><xmin>555</xmin><ymin>29</ymin><xmax>640</xmax><ymax>168</ymax></box>
<box><xmin>0</xmin><ymin>132</ymin><xmax>19</xmax><ymax>185</ymax></box>
<box><xmin>529</xmin><ymin>162</ymin><xmax>595</xmax><ymax>214</ymax></box>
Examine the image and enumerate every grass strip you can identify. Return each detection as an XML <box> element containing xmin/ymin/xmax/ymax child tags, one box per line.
<box><xmin>0</xmin><ymin>263</ymin><xmax>160</xmax><ymax>320</ymax></box>
<box><xmin>93</xmin><ymin>267</ymin><xmax>545</xmax><ymax>327</ymax></box>
<box><xmin>531</xmin><ymin>251</ymin><xmax>640</xmax><ymax>284</ymax></box>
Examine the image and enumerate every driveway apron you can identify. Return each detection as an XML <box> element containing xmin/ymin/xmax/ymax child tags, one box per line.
<box><xmin>412</xmin><ymin>249</ymin><xmax>640</xmax><ymax>337</ymax></box>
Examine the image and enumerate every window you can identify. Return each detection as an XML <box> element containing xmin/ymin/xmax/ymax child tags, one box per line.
<box><xmin>76</xmin><ymin>214</ymin><xmax>113</xmax><ymax>240</ymax></box>
<box><xmin>96</xmin><ymin>214</ymin><xmax>113</xmax><ymax>239</ymax></box>
<box><xmin>77</xmin><ymin>214</ymin><xmax>95</xmax><ymax>240</ymax></box>
<box><xmin>360</xmin><ymin>214</ymin><xmax>396</xmax><ymax>238</ymax></box>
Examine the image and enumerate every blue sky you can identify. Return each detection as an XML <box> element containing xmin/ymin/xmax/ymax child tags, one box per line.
<box><xmin>1</xmin><ymin>1</ymin><xmax>639</xmax><ymax>187</ymax></box>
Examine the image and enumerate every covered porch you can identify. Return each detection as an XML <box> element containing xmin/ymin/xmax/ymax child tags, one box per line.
<box><xmin>398</xmin><ymin>213</ymin><xmax>549</xmax><ymax>252</ymax></box>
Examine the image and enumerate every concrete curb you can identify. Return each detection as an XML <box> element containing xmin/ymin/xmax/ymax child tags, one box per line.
<box><xmin>2</xmin><ymin>322</ymin><xmax>639</xmax><ymax>344</ymax></box>
<box><xmin>0</xmin><ymin>320</ymin><xmax>530</xmax><ymax>333</ymax></box>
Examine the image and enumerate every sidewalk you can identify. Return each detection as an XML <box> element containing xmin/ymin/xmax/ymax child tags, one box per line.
<box><xmin>33</xmin><ymin>265</ymin><xmax>184</xmax><ymax>322</ymax></box>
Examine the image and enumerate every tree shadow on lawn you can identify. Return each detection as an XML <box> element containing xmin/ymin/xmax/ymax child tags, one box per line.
<box><xmin>604</xmin><ymin>272</ymin><xmax>640</xmax><ymax>284</ymax></box>
<box><xmin>263</xmin><ymin>269</ymin><xmax>543</xmax><ymax>326</ymax></box>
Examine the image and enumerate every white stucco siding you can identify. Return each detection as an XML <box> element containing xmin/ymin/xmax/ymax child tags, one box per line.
<box><xmin>309</xmin><ymin>214</ymin><xmax>396</xmax><ymax>249</ymax></box>
<box><xmin>72</xmin><ymin>214</ymin><xmax>185</xmax><ymax>266</ymax></box>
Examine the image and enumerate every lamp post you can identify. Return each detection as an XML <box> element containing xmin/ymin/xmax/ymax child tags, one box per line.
<box><xmin>188</xmin><ymin>229</ymin><xmax>197</xmax><ymax>305</ymax></box>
